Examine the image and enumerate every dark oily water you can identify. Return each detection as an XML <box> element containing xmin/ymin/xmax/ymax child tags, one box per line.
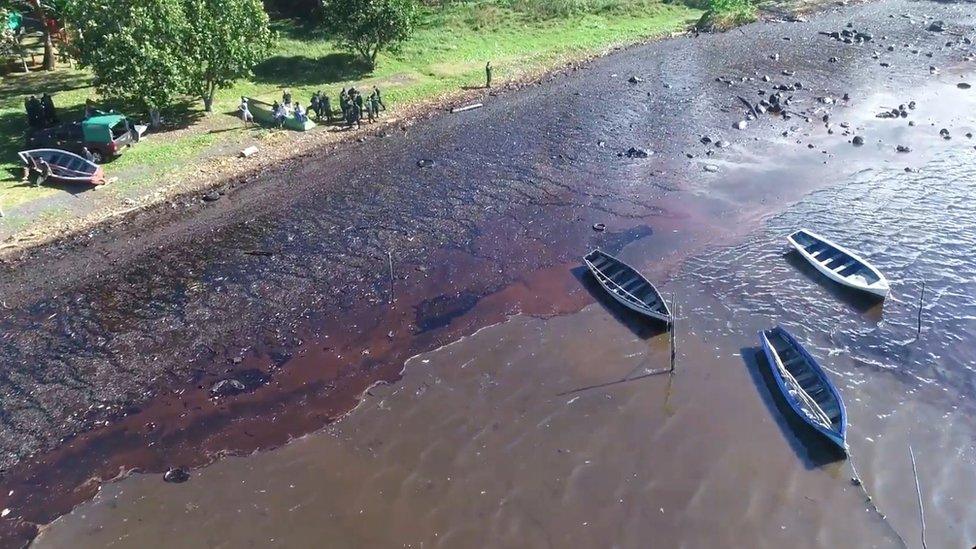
<box><xmin>686</xmin><ymin>147</ymin><xmax>976</xmax><ymax>397</ymax></box>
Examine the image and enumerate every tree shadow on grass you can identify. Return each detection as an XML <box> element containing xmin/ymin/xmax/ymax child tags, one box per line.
<box><xmin>252</xmin><ymin>53</ymin><xmax>372</xmax><ymax>87</ymax></box>
<box><xmin>0</xmin><ymin>70</ymin><xmax>93</xmax><ymax>109</ymax></box>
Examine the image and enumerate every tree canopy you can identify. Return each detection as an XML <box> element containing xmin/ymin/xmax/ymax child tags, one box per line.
<box><xmin>183</xmin><ymin>0</ymin><xmax>275</xmax><ymax>112</ymax></box>
<box><xmin>321</xmin><ymin>0</ymin><xmax>417</xmax><ymax>69</ymax></box>
<box><xmin>65</xmin><ymin>0</ymin><xmax>190</xmax><ymax>126</ymax></box>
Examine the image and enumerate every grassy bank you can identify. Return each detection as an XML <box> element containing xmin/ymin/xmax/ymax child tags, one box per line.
<box><xmin>0</xmin><ymin>0</ymin><xmax>700</xmax><ymax>233</ymax></box>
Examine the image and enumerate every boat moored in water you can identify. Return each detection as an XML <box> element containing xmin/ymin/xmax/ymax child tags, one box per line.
<box><xmin>759</xmin><ymin>326</ymin><xmax>848</xmax><ymax>454</ymax></box>
<box><xmin>583</xmin><ymin>249</ymin><xmax>672</xmax><ymax>324</ymax></box>
<box><xmin>787</xmin><ymin>228</ymin><xmax>889</xmax><ymax>297</ymax></box>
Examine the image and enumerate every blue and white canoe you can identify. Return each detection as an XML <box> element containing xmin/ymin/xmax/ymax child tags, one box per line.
<box><xmin>759</xmin><ymin>326</ymin><xmax>848</xmax><ymax>454</ymax></box>
<box><xmin>788</xmin><ymin>229</ymin><xmax>889</xmax><ymax>297</ymax></box>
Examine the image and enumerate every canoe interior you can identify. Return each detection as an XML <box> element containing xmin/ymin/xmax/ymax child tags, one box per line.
<box><xmin>763</xmin><ymin>328</ymin><xmax>844</xmax><ymax>434</ymax></box>
<box><xmin>584</xmin><ymin>249</ymin><xmax>670</xmax><ymax>321</ymax></box>
<box><xmin>791</xmin><ymin>230</ymin><xmax>880</xmax><ymax>285</ymax></box>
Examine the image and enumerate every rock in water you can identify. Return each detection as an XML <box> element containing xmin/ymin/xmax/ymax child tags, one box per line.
<box><xmin>896</xmin><ymin>145</ymin><xmax>912</xmax><ymax>153</ymax></box>
<box><xmin>927</xmin><ymin>20</ymin><xmax>945</xmax><ymax>32</ymax></box>
<box><xmin>628</xmin><ymin>75</ymin><xmax>643</xmax><ymax>84</ymax></box>
<box><xmin>625</xmin><ymin>147</ymin><xmax>651</xmax><ymax>158</ymax></box>
<box><xmin>852</xmin><ymin>136</ymin><xmax>865</xmax><ymax>146</ymax></box>
<box><xmin>958</xmin><ymin>82</ymin><xmax>972</xmax><ymax>90</ymax></box>
<box><xmin>164</xmin><ymin>468</ymin><xmax>190</xmax><ymax>483</ymax></box>
<box><xmin>202</xmin><ymin>191</ymin><xmax>220</xmax><ymax>202</ymax></box>
<box><xmin>704</xmin><ymin>164</ymin><xmax>719</xmax><ymax>172</ymax></box>
<box><xmin>735</xmin><ymin>120</ymin><xmax>748</xmax><ymax>130</ymax></box>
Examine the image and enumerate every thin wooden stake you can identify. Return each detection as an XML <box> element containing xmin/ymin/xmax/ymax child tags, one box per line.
<box><xmin>669</xmin><ymin>294</ymin><xmax>678</xmax><ymax>373</ymax></box>
<box><xmin>910</xmin><ymin>444</ymin><xmax>927</xmax><ymax>549</ymax></box>
<box><xmin>387</xmin><ymin>250</ymin><xmax>395</xmax><ymax>305</ymax></box>
<box><xmin>916</xmin><ymin>281</ymin><xmax>925</xmax><ymax>338</ymax></box>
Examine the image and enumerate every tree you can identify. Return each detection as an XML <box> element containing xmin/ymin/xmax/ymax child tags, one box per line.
<box><xmin>183</xmin><ymin>0</ymin><xmax>275</xmax><ymax>113</ymax></box>
<box><xmin>320</xmin><ymin>0</ymin><xmax>417</xmax><ymax>69</ymax></box>
<box><xmin>64</xmin><ymin>0</ymin><xmax>189</xmax><ymax>127</ymax></box>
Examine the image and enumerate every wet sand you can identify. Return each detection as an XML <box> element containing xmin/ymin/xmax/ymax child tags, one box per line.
<box><xmin>2</xmin><ymin>0</ymin><xmax>976</xmax><ymax>545</ymax></box>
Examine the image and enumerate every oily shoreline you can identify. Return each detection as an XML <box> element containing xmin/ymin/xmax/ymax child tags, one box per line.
<box><xmin>1</xmin><ymin>1</ymin><xmax>974</xmax><ymax>546</ymax></box>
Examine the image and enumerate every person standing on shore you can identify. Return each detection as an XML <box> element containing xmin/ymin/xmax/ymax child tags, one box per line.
<box><xmin>322</xmin><ymin>95</ymin><xmax>333</xmax><ymax>123</ymax></box>
<box><xmin>373</xmin><ymin>86</ymin><xmax>385</xmax><ymax>111</ymax></box>
<box><xmin>239</xmin><ymin>97</ymin><xmax>254</xmax><ymax>127</ymax></box>
<box><xmin>369</xmin><ymin>93</ymin><xmax>381</xmax><ymax>121</ymax></box>
<box><xmin>485</xmin><ymin>61</ymin><xmax>492</xmax><ymax>89</ymax></box>
<box><xmin>40</xmin><ymin>93</ymin><xmax>57</xmax><ymax>126</ymax></box>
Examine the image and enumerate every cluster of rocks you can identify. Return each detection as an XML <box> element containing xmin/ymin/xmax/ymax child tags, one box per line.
<box><xmin>820</xmin><ymin>23</ymin><xmax>874</xmax><ymax>45</ymax></box>
<box><xmin>876</xmin><ymin>101</ymin><xmax>916</xmax><ymax>119</ymax></box>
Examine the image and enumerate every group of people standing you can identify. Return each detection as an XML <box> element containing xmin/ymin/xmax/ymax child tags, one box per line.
<box><xmin>240</xmin><ymin>86</ymin><xmax>386</xmax><ymax>130</ymax></box>
<box><xmin>25</xmin><ymin>93</ymin><xmax>58</xmax><ymax>129</ymax></box>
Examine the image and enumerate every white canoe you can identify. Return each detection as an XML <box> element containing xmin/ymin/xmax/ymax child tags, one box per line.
<box><xmin>787</xmin><ymin>229</ymin><xmax>889</xmax><ymax>297</ymax></box>
<box><xmin>583</xmin><ymin>249</ymin><xmax>672</xmax><ymax>324</ymax></box>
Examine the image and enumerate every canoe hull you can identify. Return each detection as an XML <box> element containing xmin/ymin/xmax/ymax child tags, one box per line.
<box><xmin>759</xmin><ymin>327</ymin><xmax>848</xmax><ymax>454</ymax></box>
<box><xmin>18</xmin><ymin>148</ymin><xmax>106</xmax><ymax>185</ymax></box>
<box><xmin>788</xmin><ymin>229</ymin><xmax>889</xmax><ymax>297</ymax></box>
<box><xmin>583</xmin><ymin>249</ymin><xmax>671</xmax><ymax>324</ymax></box>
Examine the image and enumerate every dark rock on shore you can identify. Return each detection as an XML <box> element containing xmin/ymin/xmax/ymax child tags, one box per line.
<box><xmin>163</xmin><ymin>467</ymin><xmax>190</xmax><ymax>483</ymax></box>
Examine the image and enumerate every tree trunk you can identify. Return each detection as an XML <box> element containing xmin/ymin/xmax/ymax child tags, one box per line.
<box><xmin>203</xmin><ymin>95</ymin><xmax>213</xmax><ymax>113</ymax></box>
<box><xmin>43</xmin><ymin>31</ymin><xmax>55</xmax><ymax>70</ymax></box>
<box><xmin>149</xmin><ymin>109</ymin><xmax>162</xmax><ymax>128</ymax></box>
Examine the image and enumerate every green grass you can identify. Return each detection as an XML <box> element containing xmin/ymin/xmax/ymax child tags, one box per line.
<box><xmin>0</xmin><ymin>0</ymin><xmax>700</xmax><ymax>226</ymax></box>
<box><xmin>696</xmin><ymin>0</ymin><xmax>756</xmax><ymax>30</ymax></box>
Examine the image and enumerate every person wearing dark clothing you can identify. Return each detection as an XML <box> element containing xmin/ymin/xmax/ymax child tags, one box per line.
<box><xmin>81</xmin><ymin>147</ymin><xmax>95</xmax><ymax>163</ymax></box>
<box><xmin>348</xmin><ymin>102</ymin><xmax>361</xmax><ymax>129</ymax></box>
<box><xmin>339</xmin><ymin>89</ymin><xmax>350</xmax><ymax>120</ymax></box>
<box><xmin>322</xmin><ymin>95</ymin><xmax>333</xmax><ymax>123</ymax></box>
<box><xmin>369</xmin><ymin>93</ymin><xmax>380</xmax><ymax>121</ymax></box>
<box><xmin>84</xmin><ymin>99</ymin><xmax>97</xmax><ymax>120</ymax></box>
<box><xmin>310</xmin><ymin>92</ymin><xmax>320</xmax><ymax>119</ymax></box>
<box><xmin>373</xmin><ymin>86</ymin><xmax>386</xmax><ymax>111</ymax></box>
<box><xmin>485</xmin><ymin>61</ymin><xmax>493</xmax><ymax>88</ymax></box>
<box><xmin>354</xmin><ymin>92</ymin><xmax>364</xmax><ymax>114</ymax></box>
<box><xmin>282</xmin><ymin>89</ymin><xmax>292</xmax><ymax>107</ymax></box>
<box><xmin>40</xmin><ymin>93</ymin><xmax>57</xmax><ymax>126</ymax></box>
<box><xmin>25</xmin><ymin>95</ymin><xmax>42</xmax><ymax>128</ymax></box>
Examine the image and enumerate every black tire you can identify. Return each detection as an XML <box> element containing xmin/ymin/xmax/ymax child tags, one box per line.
<box><xmin>91</xmin><ymin>151</ymin><xmax>104</xmax><ymax>164</ymax></box>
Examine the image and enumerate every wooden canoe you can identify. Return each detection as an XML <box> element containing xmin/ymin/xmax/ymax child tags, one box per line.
<box><xmin>583</xmin><ymin>249</ymin><xmax>671</xmax><ymax>324</ymax></box>
<box><xmin>788</xmin><ymin>229</ymin><xmax>889</xmax><ymax>297</ymax></box>
<box><xmin>759</xmin><ymin>326</ymin><xmax>848</xmax><ymax>453</ymax></box>
<box><xmin>18</xmin><ymin>148</ymin><xmax>105</xmax><ymax>185</ymax></box>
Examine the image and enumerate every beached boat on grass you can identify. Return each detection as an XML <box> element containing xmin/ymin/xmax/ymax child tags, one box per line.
<box><xmin>583</xmin><ymin>249</ymin><xmax>671</xmax><ymax>324</ymax></box>
<box><xmin>244</xmin><ymin>97</ymin><xmax>316</xmax><ymax>132</ymax></box>
<box><xmin>759</xmin><ymin>326</ymin><xmax>847</xmax><ymax>454</ymax></box>
<box><xmin>17</xmin><ymin>148</ymin><xmax>105</xmax><ymax>185</ymax></box>
<box><xmin>788</xmin><ymin>229</ymin><xmax>889</xmax><ymax>297</ymax></box>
